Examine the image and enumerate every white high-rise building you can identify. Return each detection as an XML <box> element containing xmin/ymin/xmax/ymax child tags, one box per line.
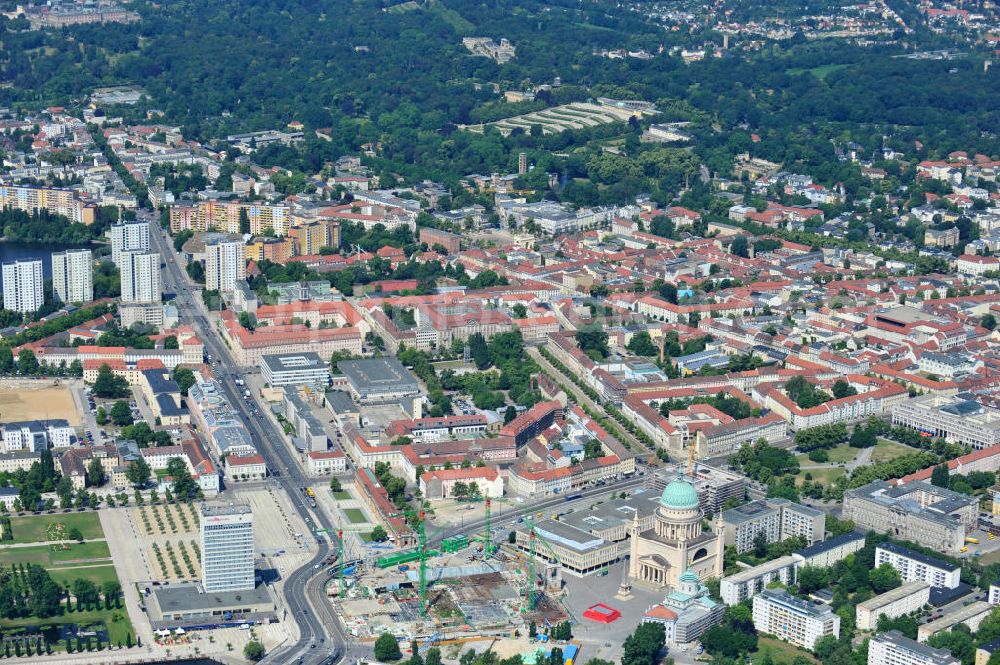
<box><xmin>205</xmin><ymin>239</ymin><xmax>242</xmax><ymax>293</ymax></box>
<box><xmin>201</xmin><ymin>502</ymin><xmax>254</xmax><ymax>592</ymax></box>
<box><xmin>51</xmin><ymin>249</ymin><xmax>93</xmax><ymax>304</ymax></box>
<box><xmin>120</xmin><ymin>251</ymin><xmax>162</xmax><ymax>304</ymax></box>
<box><xmin>2</xmin><ymin>260</ymin><xmax>44</xmax><ymax>314</ymax></box>
<box><xmin>868</xmin><ymin>630</ymin><xmax>959</xmax><ymax>665</ymax></box>
<box><xmin>108</xmin><ymin>220</ymin><xmax>149</xmax><ymax>267</ymax></box>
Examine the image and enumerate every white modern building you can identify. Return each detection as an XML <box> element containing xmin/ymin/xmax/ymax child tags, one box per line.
<box><xmin>722</xmin><ymin>498</ymin><xmax>825</xmax><ymax>554</ymax></box>
<box><xmin>261</xmin><ymin>352</ymin><xmax>331</xmax><ymax>387</ymax></box>
<box><xmin>201</xmin><ymin>501</ymin><xmax>255</xmax><ymax>592</ymax></box>
<box><xmin>109</xmin><ymin>220</ymin><xmax>149</xmax><ymax>267</ymax></box>
<box><xmin>868</xmin><ymin>630</ymin><xmax>959</xmax><ymax>665</ymax></box>
<box><xmin>51</xmin><ymin>249</ymin><xmax>93</xmax><ymax>304</ymax></box>
<box><xmin>855</xmin><ymin>581</ymin><xmax>930</xmax><ymax>631</ymax></box>
<box><xmin>205</xmin><ymin>238</ymin><xmax>242</xmax><ymax>293</ymax></box>
<box><xmin>120</xmin><ymin>251</ymin><xmax>162</xmax><ymax>304</ymax></box>
<box><xmin>752</xmin><ymin>589</ymin><xmax>840</xmax><ymax>651</ymax></box>
<box><xmin>2</xmin><ymin>259</ymin><xmax>44</xmax><ymax>314</ymax></box>
<box><xmin>875</xmin><ymin>543</ymin><xmax>961</xmax><ymax>589</ymax></box>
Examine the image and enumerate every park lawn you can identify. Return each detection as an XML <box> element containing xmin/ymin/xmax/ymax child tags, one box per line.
<box><xmin>343</xmin><ymin>508</ymin><xmax>367</xmax><ymax>524</ymax></box>
<box><xmin>332</xmin><ymin>491</ymin><xmax>351</xmax><ymax>501</ymax></box>
<box><xmin>872</xmin><ymin>439</ymin><xmax>913</xmax><ymax>463</ymax></box>
<box><xmin>47</xmin><ymin>564</ymin><xmax>121</xmax><ymax>589</ymax></box>
<box><xmin>796</xmin><ymin>466</ymin><xmax>846</xmax><ymax>486</ymax></box>
<box><xmin>0</xmin><ymin>605</ymin><xmax>134</xmax><ymax>646</ymax></box>
<box><xmin>797</xmin><ymin>445</ymin><xmax>856</xmax><ymax>466</ymax></box>
<box><xmin>755</xmin><ymin>636</ymin><xmax>819</xmax><ymax>664</ymax></box>
<box><xmin>7</xmin><ymin>513</ymin><xmax>104</xmax><ymax>544</ymax></box>
<box><xmin>357</xmin><ymin>532</ymin><xmax>373</xmax><ymax>543</ymax></box>
<box><xmin>0</xmin><ymin>541</ymin><xmax>112</xmax><ymax>567</ymax></box>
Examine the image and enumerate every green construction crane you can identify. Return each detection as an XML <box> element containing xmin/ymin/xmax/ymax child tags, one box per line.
<box><xmin>527</xmin><ymin>517</ymin><xmax>537</xmax><ymax>611</ymax></box>
<box><xmin>314</xmin><ymin>527</ymin><xmax>348</xmax><ymax>598</ymax></box>
<box><xmin>419</xmin><ymin>510</ymin><xmax>428</xmax><ymax>617</ymax></box>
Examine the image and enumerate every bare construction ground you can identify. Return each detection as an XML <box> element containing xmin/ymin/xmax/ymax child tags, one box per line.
<box><xmin>0</xmin><ymin>380</ymin><xmax>81</xmax><ymax>425</ymax></box>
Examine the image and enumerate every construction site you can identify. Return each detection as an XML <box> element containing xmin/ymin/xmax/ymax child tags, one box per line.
<box><xmin>325</xmin><ymin>500</ymin><xmax>578</xmax><ymax>649</ymax></box>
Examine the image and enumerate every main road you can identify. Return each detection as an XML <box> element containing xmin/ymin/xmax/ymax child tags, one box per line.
<box><xmin>147</xmin><ymin>215</ymin><xmax>655</xmax><ymax>662</ymax></box>
<box><xmin>147</xmin><ymin>216</ymin><xmax>348</xmax><ymax>665</ymax></box>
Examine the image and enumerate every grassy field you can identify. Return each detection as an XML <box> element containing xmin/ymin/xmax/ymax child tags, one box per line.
<box><xmin>755</xmin><ymin>636</ymin><xmax>819</xmax><ymax>664</ymax></box>
<box><xmin>797</xmin><ymin>445</ymin><xmax>857</xmax><ymax>466</ymax></box>
<box><xmin>872</xmin><ymin>439</ymin><xmax>914</xmax><ymax>463</ymax></box>
<box><xmin>343</xmin><ymin>508</ymin><xmax>367</xmax><ymax>524</ymax></box>
<box><xmin>332</xmin><ymin>491</ymin><xmax>351</xmax><ymax>501</ymax></box>
<box><xmin>46</xmin><ymin>564</ymin><xmax>120</xmax><ymax>588</ymax></box>
<box><xmin>0</xmin><ymin>541</ymin><xmax>112</xmax><ymax>567</ymax></box>
<box><xmin>797</xmin><ymin>466</ymin><xmax>846</xmax><ymax>486</ymax></box>
<box><xmin>787</xmin><ymin>63</ymin><xmax>849</xmax><ymax>80</ymax></box>
<box><xmin>7</xmin><ymin>513</ymin><xmax>103</xmax><ymax>544</ymax></box>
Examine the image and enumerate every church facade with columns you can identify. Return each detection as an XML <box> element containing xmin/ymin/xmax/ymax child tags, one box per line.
<box><xmin>629</xmin><ymin>470</ymin><xmax>725</xmax><ymax>589</ymax></box>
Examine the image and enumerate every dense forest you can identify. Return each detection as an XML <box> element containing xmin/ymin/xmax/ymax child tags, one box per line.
<box><xmin>0</xmin><ymin>0</ymin><xmax>997</xmax><ymax>205</ymax></box>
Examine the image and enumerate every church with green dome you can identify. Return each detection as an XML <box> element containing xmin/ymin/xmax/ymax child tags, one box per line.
<box><xmin>627</xmin><ymin>470</ymin><xmax>724</xmax><ymax>591</ymax></box>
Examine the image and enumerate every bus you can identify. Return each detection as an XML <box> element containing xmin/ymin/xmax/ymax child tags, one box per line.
<box><xmin>306</xmin><ymin>487</ymin><xmax>316</xmax><ymax>499</ymax></box>
<box><xmin>966</xmin><ymin>537</ymin><xmax>980</xmax><ymax>544</ymax></box>
<box><xmin>564</xmin><ymin>493</ymin><xmax>582</xmax><ymax>502</ymax></box>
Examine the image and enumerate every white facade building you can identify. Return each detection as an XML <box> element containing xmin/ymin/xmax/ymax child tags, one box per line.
<box><xmin>2</xmin><ymin>260</ymin><xmax>43</xmax><ymax>314</ymax></box>
<box><xmin>875</xmin><ymin>544</ymin><xmax>961</xmax><ymax>589</ymax></box>
<box><xmin>856</xmin><ymin>581</ymin><xmax>931</xmax><ymax>631</ymax></box>
<box><xmin>109</xmin><ymin>220</ymin><xmax>149</xmax><ymax>267</ymax></box>
<box><xmin>752</xmin><ymin>589</ymin><xmax>840</xmax><ymax>651</ymax></box>
<box><xmin>205</xmin><ymin>239</ymin><xmax>242</xmax><ymax>293</ymax></box>
<box><xmin>51</xmin><ymin>249</ymin><xmax>93</xmax><ymax>304</ymax></box>
<box><xmin>201</xmin><ymin>502</ymin><xmax>255</xmax><ymax>592</ymax></box>
<box><xmin>868</xmin><ymin>630</ymin><xmax>959</xmax><ymax>665</ymax></box>
<box><xmin>120</xmin><ymin>251</ymin><xmax>162</xmax><ymax>304</ymax></box>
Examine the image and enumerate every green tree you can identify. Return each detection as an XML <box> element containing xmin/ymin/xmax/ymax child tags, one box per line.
<box><xmin>86</xmin><ymin>458</ymin><xmax>106</xmax><ymax>487</ymax></box>
<box><xmin>330</xmin><ymin>477</ymin><xmax>342</xmax><ymax>492</ymax></box>
<box><xmin>17</xmin><ymin>349</ymin><xmax>39</xmax><ymax>375</ymax></box>
<box><xmin>370</xmin><ymin>525</ymin><xmax>388</xmax><ymax>542</ymax></box>
<box><xmin>110</xmin><ymin>400</ymin><xmax>134</xmax><ymax>427</ymax></box>
<box><xmin>173</xmin><ymin>367</ymin><xmax>196</xmax><ymax>396</ymax></box>
<box><xmin>983</xmin><ymin>313</ymin><xmax>997</xmax><ymax>331</ymax></box>
<box><xmin>92</xmin><ymin>364</ymin><xmax>129</xmax><ymax>398</ymax></box>
<box><xmin>931</xmin><ymin>463</ymin><xmax>950</xmax><ymax>488</ymax></box>
<box><xmin>621</xmin><ymin>621</ymin><xmax>665</xmax><ymax>665</ymax></box>
<box><xmin>243</xmin><ymin>640</ymin><xmax>265</xmax><ymax>662</ymax></box>
<box><xmin>167</xmin><ymin>457</ymin><xmax>199</xmax><ymax>501</ymax></box>
<box><xmin>869</xmin><ymin>562</ymin><xmax>902</xmax><ymax>594</ymax></box>
<box><xmin>125</xmin><ymin>458</ymin><xmax>151</xmax><ymax>487</ymax></box>
<box><xmin>374</xmin><ymin>633</ymin><xmax>402</xmax><ymax>662</ymax></box>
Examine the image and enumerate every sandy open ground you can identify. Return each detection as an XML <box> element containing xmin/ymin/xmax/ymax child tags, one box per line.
<box><xmin>0</xmin><ymin>383</ymin><xmax>81</xmax><ymax>425</ymax></box>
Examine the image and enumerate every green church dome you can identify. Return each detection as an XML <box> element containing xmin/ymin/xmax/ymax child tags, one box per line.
<box><xmin>660</xmin><ymin>473</ymin><xmax>699</xmax><ymax>509</ymax></box>
<box><xmin>679</xmin><ymin>569</ymin><xmax>700</xmax><ymax>584</ymax></box>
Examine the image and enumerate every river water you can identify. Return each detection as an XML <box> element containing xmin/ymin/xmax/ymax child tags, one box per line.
<box><xmin>0</xmin><ymin>241</ymin><xmax>94</xmax><ymax>289</ymax></box>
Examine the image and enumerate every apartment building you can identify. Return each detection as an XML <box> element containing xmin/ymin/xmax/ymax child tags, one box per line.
<box><xmin>120</xmin><ymin>251</ymin><xmax>162</xmax><ymax>304</ymax></box>
<box><xmin>868</xmin><ymin>631</ymin><xmax>959</xmax><ymax>665</ymax></box>
<box><xmin>306</xmin><ymin>450</ymin><xmax>347</xmax><ymax>476</ymax></box>
<box><xmin>205</xmin><ymin>238</ymin><xmax>242</xmax><ymax>293</ymax></box>
<box><xmin>752</xmin><ymin>589</ymin><xmax>840</xmax><ymax>650</ymax></box>
<box><xmin>856</xmin><ymin>581</ymin><xmax>931</xmax><ymax>631</ymax></box>
<box><xmin>796</xmin><ymin>532</ymin><xmax>866</xmax><ymax>568</ymax></box>
<box><xmin>109</xmin><ymin>220</ymin><xmax>149</xmax><ymax>266</ymax></box>
<box><xmin>874</xmin><ymin>543</ymin><xmax>961</xmax><ymax>589</ymax></box>
<box><xmin>722</xmin><ymin>498</ymin><xmax>825</xmax><ymax>554</ymax></box>
<box><xmin>51</xmin><ymin>249</ymin><xmax>93</xmax><ymax>304</ymax></box>
<box><xmin>419</xmin><ymin>227</ymin><xmax>461</xmax><ymax>254</ymax></box>
<box><xmin>292</xmin><ymin>219</ymin><xmax>340</xmax><ymax>255</ymax></box>
<box><xmin>1</xmin><ymin>259</ymin><xmax>43</xmax><ymax>314</ymax></box>
<box><xmin>918</xmin><ymin>602</ymin><xmax>993</xmax><ymax>642</ymax></box>
<box><xmin>720</xmin><ymin>555</ymin><xmax>799</xmax><ymax>606</ymax></box>
<box><xmin>169</xmin><ymin>200</ymin><xmax>290</xmax><ymax>236</ymax></box>
<box><xmin>1</xmin><ymin>419</ymin><xmax>74</xmax><ymax>452</ymax></box>
<box><xmin>645</xmin><ymin>464</ymin><xmax>746</xmax><ymax>516</ymax></box>
<box><xmin>0</xmin><ymin>184</ymin><xmax>94</xmax><ymax>225</ymax></box>
<box><xmin>843</xmin><ymin>481</ymin><xmax>977</xmax><ymax>553</ymax></box>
